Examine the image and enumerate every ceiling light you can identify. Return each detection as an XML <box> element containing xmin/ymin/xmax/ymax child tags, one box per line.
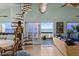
<box><xmin>39</xmin><ymin>3</ymin><xmax>48</xmax><ymax>14</ymax></box>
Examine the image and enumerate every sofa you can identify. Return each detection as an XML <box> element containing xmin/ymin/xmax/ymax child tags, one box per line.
<box><xmin>53</xmin><ymin>37</ymin><xmax>79</xmax><ymax>56</ymax></box>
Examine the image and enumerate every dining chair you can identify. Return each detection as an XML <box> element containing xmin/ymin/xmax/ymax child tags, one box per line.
<box><xmin>0</xmin><ymin>47</ymin><xmax>4</xmax><ymax>55</ymax></box>
<box><xmin>23</xmin><ymin>37</ymin><xmax>32</xmax><ymax>46</ymax></box>
<box><xmin>1</xmin><ymin>38</ymin><xmax>19</xmax><ymax>56</ymax></box>
<box><xmin>2</xmin><ymin>37</ymin><xmax>31</xmax><ymax>56</ymax></box>
<box><xmin>15</xmin><ymin>38</ymin><xmax>31</xmax><ymax>56</ymax></box>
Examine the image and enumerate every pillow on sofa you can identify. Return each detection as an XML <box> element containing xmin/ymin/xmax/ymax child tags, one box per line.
<box><xmin>65</xmin><ymin>40</ymin><xmax>76</xmax><ymax>46</ymax></box>
<box><xmin>16</xmin><ymin>50</ymin><xmax>31</xmax><ymax>56</ymax></box>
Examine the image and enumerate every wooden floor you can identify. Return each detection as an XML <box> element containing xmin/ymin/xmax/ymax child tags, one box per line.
<box><xmin>24</xmin><ymin>45</ymin><xmax>63</xmax><ymax>56</ymax></box>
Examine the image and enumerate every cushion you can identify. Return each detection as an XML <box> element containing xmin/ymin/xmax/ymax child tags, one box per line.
<box><xmin>1</xmin><ymin>51</ymin><xmax>13</xmax><ymax>56</ymax></box>
<box><xmin>16</xmin><ymin>50</ymin><xmax>31</xmax><ymax>56</ymax></box>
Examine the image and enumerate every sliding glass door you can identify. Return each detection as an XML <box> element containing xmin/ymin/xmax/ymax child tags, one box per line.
<box><xmin>26</xmin><ymin>22</ymin><xmax>54</xmax><ymax>45</ymax></box>
<box><xmin>27</xmin><ymin>22</ymin><xmax>41</xmax><ymax>44</ymax></box>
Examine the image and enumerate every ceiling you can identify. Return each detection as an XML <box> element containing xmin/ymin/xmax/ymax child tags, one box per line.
<box><xmin>0</xmin><ymin>3</ymin><xmax>79</xmax><ymax>16</ymax></box>
<box><xmin>0</xmin><ymin>3</ymin><xmax>79</xmax><ymax>11</ymax></box>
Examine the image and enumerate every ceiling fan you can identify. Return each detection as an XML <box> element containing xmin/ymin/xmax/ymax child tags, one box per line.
<box><xmin>61</xmin><ymin>3</ymin><xmax>79</xmax><ymax>7</ymax></box>
<box><xmin>61</xmin><ymin>3</ymin><xmax>79</xmax><ymax>18</ymax></box>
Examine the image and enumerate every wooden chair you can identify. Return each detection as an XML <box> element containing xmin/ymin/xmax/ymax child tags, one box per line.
<box><xmin>0</xmin><ymin>47</ymin><xmax>4</xmax><ymax>55</ymax></box>
<box><xmin>23</xmin><ymin>37</ymin><xmax>32</xmax><ymax>46</ymax></box>
<box><xmin>1</xmin><ymin>38</ymin><xmax>19</xmax><ymax>56</ymax></box>
<box><xmin>2</xmin><ymin>37</ymin><xmax>31</xmax><ymax>56</ymax></box>
<box><xmin>0</xmin><ymin>37</ymin><xmax>7</xmax><ymax>40</ymax></box>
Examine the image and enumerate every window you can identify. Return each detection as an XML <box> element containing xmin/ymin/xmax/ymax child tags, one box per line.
<box><xmin>41</xmin><ymin>22</ymin><xmax>53</xmax><ymax>33</ymax></box>
<box><xmin>0</xmin><ymin>23</ymin><xmax>14</xmax><ymax>33</ymax></box>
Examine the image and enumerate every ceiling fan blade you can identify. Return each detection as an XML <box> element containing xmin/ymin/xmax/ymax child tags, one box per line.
<box><xmin>61</xmin><ymin>3</ymin><xmax>79</xmax><ymax>7</ymax></box>
<box><xmin>61</xmin><ymin>3</ymin><xmax>68</xmax><ymax>7</ymax></box>
<box><xmin>70</xmin><ymin>3</ymin><xmax>79</xmax><ymax>7</ymax></box>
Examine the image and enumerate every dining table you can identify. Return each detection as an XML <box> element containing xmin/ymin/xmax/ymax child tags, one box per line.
<box><xmin>0</xmin><ymin>40</ymin><xmax>14</xmax><ymax>55</ymax></box>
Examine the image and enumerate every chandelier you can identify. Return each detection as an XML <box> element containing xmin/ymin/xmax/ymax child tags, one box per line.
<box><xmin>39</xmin><ymin>3</ymin><xmax>48</xmax><ymax>14</ymax></box>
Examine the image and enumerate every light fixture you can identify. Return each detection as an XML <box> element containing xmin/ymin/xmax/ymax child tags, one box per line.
<box><xmin>61</xmin><ymin>3</ymin><xmax>79</xmax><ymax>7</ymax></box>
<box><xmin>39</xmin><ymin>3</ymin><xmax>48</xmax><ymax>14</ymax></box>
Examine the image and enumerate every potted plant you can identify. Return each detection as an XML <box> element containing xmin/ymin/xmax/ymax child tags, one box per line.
<box><xmin>67</xmin><ymin>29</ymin><xmax>73</xmax><ymax>39</ymax></box>
<box><xmin>75</xmin><ymin>25</ymin><xmax>79</xmax><ymax>32</ymax></box>
<box><xmin>42</xmin><ymin>35</ymin><xmax>46</xmax><ymax>40</ymax></box>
